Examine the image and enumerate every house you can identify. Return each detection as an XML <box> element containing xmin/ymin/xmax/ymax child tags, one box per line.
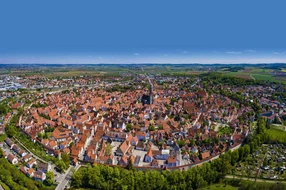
<box><xmin>118</xmin><ymin>155</ymin><xmax>128</xmax><ymax>167</ymax></box>
<box><xmin>48</xmin><ymin>140</ymin><xmax>58</xmax><ymax>150</ymax></box>
<box><xmin>150</xmin><ymin>159</ymin><xmax>159</xmax><ymax>167</ymax></box>
<box><xmin>4</xmin><ymin>138</ymin><xmax>14</xmax><ymax>149</ymax></box>
<box><xmin>102</xmin><ymin>131</ymin><xmax>127</xmax><ymax>142</ymax></box>
<box><xmin>50</xmin><ymin>127</ymin><xmax>72</xmax><ymax>142</ymax></box>
<box><xmin>37</xmin><ymin>162</ymin><xmax>51</xmax><ymax>173</ymax></box>
<box><xmin>7</xmin><ymin>154</ymin><xmax>18</xmax><ymax>165</ymax></box>
<box><xmin>167</xmin><ymin>154</ymin><xmax>180</xmax><ymax>167</ymax></box>
<box><xmin>33</xmin><ymin>171</ymin><xmax>46</xmax><ymax>182</ymax></box>
<box><xmin>144</xmin><ymin>149</ymin><xmax>153</xmax><ymax>162</ymax></box>
<box><xmin>126</xmin><ymin>133</ymin><xmax>139</xmax><ymax>146</ymax></box>
<box><xmin>201</xmin><ymin>151</ymin><xmax>210</xmax><ymax>160</ymax></box>
<box><xmin>12</xmin><ymin>145</ymin><xmax>27</xmax><ymax>157</ymax></box>
<box><xmin>84</xmin><ymin>150</ymin><xmax>97</xmax><ymax>162</ymax></box>
<box><xmin>23</xmin><ymin>154</ymin><xmax>32</xmax><ymax>162</ymax></box>
<box><xmin>97</xmin><ymin>154</ymin><xmax>114</xmax><ymax>165</ymax></box>
<box><xmin>116</xmin><ymin>141</ymin><xmax>130</xmax><ymax>156</ymax></box>
<box><xmin>136</xmin><ymin>131</ymin><xmax>147</xmax><ymax>141</ymax></box>
<box><xmin>71</xmin><ymin>143</ymin><xmax>84</xmax><ymax>157</ymax></box>
<box><xmin>135</xmin><ymin>141</ymin><xmax>145</xmax><ymax>150</ymax></box>
<box><xmin>27</xmin><ymin>159</ymin><xmax>37</xmax><ymax>168</ymax></box>
<box><xmin>27</xmin><ymin>168</ymin><xmax>35</xmax><ymax>177</ymax></box>
<box><xmin>20</xmin><ymin>166</ymin><xmax>35</xmax><ymax>177</ymax></box>
<box><xmin>167</xmin><ymin>155</ymin><xmax>177</xmax><ymax>167</ymax></box>
<box><xmin>153</xmin><ymin>150</ymin><xmax>169</xmax><ymax>160</ymax></box>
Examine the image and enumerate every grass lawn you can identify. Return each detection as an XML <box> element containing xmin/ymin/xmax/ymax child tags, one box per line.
<box><xmin>267</xmin><ymin>128</ymin><xmax>286</xmax><ymax>143</ymax></box>
<box><xmin>0</xmin><ymin>134</ymin><xmax>7</xmax><ymax>142</ymax></box>
<box><xmin>270</xmin><ymin>124</ymin><xmax>286</xmax><ymax>131</ymax></box>
<box><xmin>199</xmin><ymin>183</ymin><xmax>238</xmax><ymax>190</ymax></box>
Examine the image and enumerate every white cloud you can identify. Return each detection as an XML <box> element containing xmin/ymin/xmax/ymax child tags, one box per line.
<box><xmin>273</xmin><ymin>51</ymin><xmax>285</xmax><ymax>55</ymax></box>
<box><xmin>182</xmin><ymin>50</ymin><xmax>188</xmax><ymax>54</ymax></box>
<box><xmin>226</xmin><ymin>51</ymin><xmax>242</xmax><ymax>54</ymax></box>
<box><xmin>133</xmin><ymin>53</ymin><xmax>139</xmax><ymax>56</ymax></box>
<box><xmin>245</xmin><ymin>49</ymin><xmax>256</xmax><ymax>53</ymax></box>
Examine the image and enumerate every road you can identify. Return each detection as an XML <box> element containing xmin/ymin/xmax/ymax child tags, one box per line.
<box><xmin>250</xmin><ymin>75</ymin><xmax>256</xmax><ymax>80</ymax></box>
<box><xmin>55</xmin><ymin>165</ymin><xmax>81</xmax><ymax>190</ymax></box>
<box><xmin>225</xmin><ymin>175</ymin><xmax>286</xmax><ymax>183</ymax></box>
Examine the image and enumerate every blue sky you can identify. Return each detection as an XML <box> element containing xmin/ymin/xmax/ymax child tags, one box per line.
<box><xmin>1</xmin><ymin>0</ymin><xmax>286</xmax><ymax>64</ymax></box>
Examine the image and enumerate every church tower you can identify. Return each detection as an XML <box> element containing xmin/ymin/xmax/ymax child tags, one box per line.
<box><xmin>149</xmin><ymin>84</ymin><xmax>153</xmax><ymax>104</ymax></box>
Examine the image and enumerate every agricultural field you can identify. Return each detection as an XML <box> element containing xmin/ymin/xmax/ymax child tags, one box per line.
<box><xmin>224</xmin><ymin>70</ymin><xmax>253</xmax><ymax>79</ymax></box>
<box><xmin>223</xmin><ymin>67</ymin><xmax>286</xmax><ymax>83</ymax></box>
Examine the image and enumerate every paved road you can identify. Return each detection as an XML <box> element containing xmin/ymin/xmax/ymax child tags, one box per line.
<box><xmin>55</xmin><ymin>166</ymin><xmax>73</xmax><ymax>190</ymax></box>
<box><xmin>0</xmin><ymin>183</ymin><xmax>4</xmax><ymax>190</ymax></box>
<box><xmin>55</xmin><ymin>165</ymin><xmax>81</xmax><ymax>190</ymax></box>
<box><xmin>225</xmin><ymin>175</ymin><xmax>286</xmax><ymax>183</ymax></box>
<box><xmin>250</xmin><ymin>75</ymin><xmax>256</xmax><ymax>80</ymax></box>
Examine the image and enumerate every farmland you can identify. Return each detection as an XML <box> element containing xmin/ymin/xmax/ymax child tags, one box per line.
<box><xmin>223</xmin><ymin>67</ymin><xmax>286</xmax><ymax>83</ymax></box>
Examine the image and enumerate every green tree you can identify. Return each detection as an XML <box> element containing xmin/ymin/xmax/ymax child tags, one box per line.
<box><xmin>45</xmin><ymin>171</ymin><xmax>54</xmax><ymax>186</ymax></box>
<box><xmin>126</xmin><ymin>124</ymin><xmax>132</xmax><ymax>132</ymax></box>
<box><xmin>61</xmin><ymin>153</ymin><xmax>70</xmax><ymax>166</ymax></box>
<box><xmin>105</xmin><ymin>143</ymin><xmax>113</xmax><ymax>156</ymax></box>
<box><xmin>230</xmin><ymin>150</ymin><xmax>239</xmax><ymax>165</ymax></box>
<box><xmin>0</xmin><ymin>104</ymin><xmax>8</xmax><ymax>115</ymax></box>
<box><xmin>56</xmin><ymin>160</ymin><xmax>67</xmax><ymax>173</ymax></box>
<box><xmin>5</xmin><ymin>124</ymin><xmax>17</xmax><ymax>137</ymax></box>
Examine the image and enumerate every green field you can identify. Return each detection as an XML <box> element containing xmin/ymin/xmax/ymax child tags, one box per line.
<box><xmin>199</xmin><ymin>184</ymin><xmax>237</xmax><ymax>190</ymax></box>
<box><xmin>267</xmin><ymin>128</ymin><xmax>286</xmax><ymax>143</ymax></box>
<box><xmin>251</xmin><ymin>74</ymin><xmax>275</xmax><ymax>81</ymax></box>
<box><xmin>0</xmin><ymin>134</ymin><xmax>7</xmax><ymax>142</ymax></box>
<box><xmin>224</xmin><ymin>71</ymin><xmax>253</xmax><ymax>79</ymax></box>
